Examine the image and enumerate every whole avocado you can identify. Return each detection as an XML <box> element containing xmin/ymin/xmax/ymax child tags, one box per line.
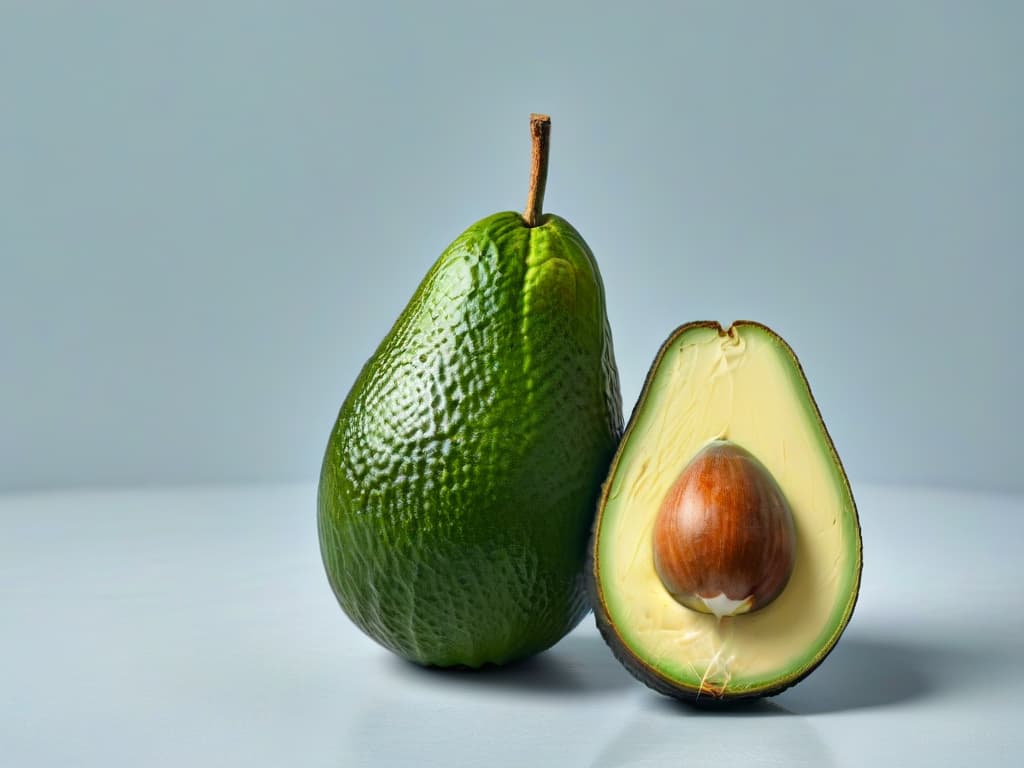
<box><xmin>318</xmin><ymin>116</ymin><xmax>622</xmax><ymax>667</ymax></box>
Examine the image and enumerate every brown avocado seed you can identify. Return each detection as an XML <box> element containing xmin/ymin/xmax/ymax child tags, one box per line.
<box><xmin>652</xmin><ymin>440</ymin><xmax>796</xmax><ymax>618</ymax></box>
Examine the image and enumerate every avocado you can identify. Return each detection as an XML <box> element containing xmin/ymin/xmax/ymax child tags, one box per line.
<box><xmin>319</xmin><ymin>115</ymin><xmax>623</xmax><ymax>667</ymax></box>
<box><xmin>589</xmin><ymin>321</ymin><xmax>861</xmax><ymax>700</ymax></box>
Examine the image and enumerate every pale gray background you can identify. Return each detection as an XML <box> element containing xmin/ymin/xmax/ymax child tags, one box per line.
<box><xmin>2</xmin><ymin>0</ymin><xmax>1021</xmax><ymax>493</ymax></box>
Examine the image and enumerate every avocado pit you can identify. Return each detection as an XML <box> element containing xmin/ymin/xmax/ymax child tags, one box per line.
<box><xmin>652</xmin><ymin>439</ymin><xmax>796</xmax><ymax>618</ymax></box>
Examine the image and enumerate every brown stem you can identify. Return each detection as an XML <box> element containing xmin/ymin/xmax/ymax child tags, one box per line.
<box><xmin>523</xmin><ymin>113</ymin><xmax>551</xmax><ymax>227</ymax></box>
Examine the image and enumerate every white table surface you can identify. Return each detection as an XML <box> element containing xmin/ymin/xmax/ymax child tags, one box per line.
<box><xmin>3</xmin><ymin>482</ymin><xmax>1022</xmax><ymax>767</ymax></box>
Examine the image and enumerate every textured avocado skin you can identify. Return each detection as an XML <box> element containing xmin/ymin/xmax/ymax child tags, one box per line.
<box><xmin>319</xmin><ymin>211</ymin><xmax>623</xmax><ymax>668</ymax></box>
<box><xmin>587</xmin><ymin>321</ymin><xmax>862</xmax><ymax>702</ymax></box>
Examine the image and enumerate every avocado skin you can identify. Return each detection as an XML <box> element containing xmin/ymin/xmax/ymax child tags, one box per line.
<box><xmin>587</xmin><ymin>320</ymin><xmax>862</xmax><ymax>702</ymax></box>
<box><xmin>319</xmin><ymin>211</ymin><xmax>622</xmax><ymax>668</ymax></box>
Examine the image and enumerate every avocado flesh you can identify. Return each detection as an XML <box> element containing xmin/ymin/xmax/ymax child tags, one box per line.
<box><xmin>591</xmin><ymin>321</ymin><xmax>861</xmax><ymax>699</ymax></box>
<box><xmin>319</xmin><ymin>211</ymin><xmax>622</xmax><ymax>668</ymax></box>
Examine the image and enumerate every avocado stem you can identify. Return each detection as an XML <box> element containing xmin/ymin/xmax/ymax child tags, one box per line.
<box><xmin>523</xmin><ymin>113</ymin><xmax>551</xmax><ymax>227</ymax></box>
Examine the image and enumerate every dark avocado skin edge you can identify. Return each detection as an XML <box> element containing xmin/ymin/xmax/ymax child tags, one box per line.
<box><xmin>586</xmin><ymin>320</ymin><xmax>864</xmax><ymax>703</ymax></box>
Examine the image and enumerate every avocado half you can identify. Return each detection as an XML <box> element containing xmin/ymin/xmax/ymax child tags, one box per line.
<box><xmin>588</xmin><ymin>321</ymin><xmax>862</xmax><ymax>701</ymax></box>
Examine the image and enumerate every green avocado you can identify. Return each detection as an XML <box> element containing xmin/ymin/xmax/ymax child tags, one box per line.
<box><xmin>589</xmin><ymin>321</ymin><xmax>861</xmax><ymax>701</ymax></box>
<box><xmin>319</xmin><ymin>117</ymin><xmax>622</xmax><ymax>667</ymax></box>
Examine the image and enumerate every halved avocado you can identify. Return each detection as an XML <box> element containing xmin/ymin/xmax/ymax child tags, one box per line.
<box><xmin>589</xmin><ymin>321</ymin><xmax>862</xmax><ymax>701</ymax></box>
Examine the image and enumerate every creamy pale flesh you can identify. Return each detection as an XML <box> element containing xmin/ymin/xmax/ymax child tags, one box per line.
<box><xmin>597</xmin><ymin>323</ymin><xmax>860</xmax><ymax>695</ymax></box>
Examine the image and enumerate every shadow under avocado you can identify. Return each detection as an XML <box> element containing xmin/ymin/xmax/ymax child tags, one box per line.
<box><xmin>776</xmin><ymin>633</ymin><xmax>999</xmax><ymax>714</ymax></box>
<box><xmin>641</xmin><ymin>632</ymin><xmax>1002</xmax><ymax>715</ymax></box>
<box><xmin>390</xmin><ymin>629</ymin><xmax>635</xmax><ymax>696</ymax></box>
<box><xmin>652</xmin><ymin>695</ymin><xmax>794</xmax><ymax>717</ymax></box>
<box><xmin>388</xmin><ymin>626</ymin><xmax>1004</xmax><ymax>713</ymax></box>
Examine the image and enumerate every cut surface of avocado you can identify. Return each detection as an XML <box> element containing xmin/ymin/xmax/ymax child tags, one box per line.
<box><xmin>590</xmin><ymin>321</ymin><xmax>861</xmax><ymax>700</ymax></box>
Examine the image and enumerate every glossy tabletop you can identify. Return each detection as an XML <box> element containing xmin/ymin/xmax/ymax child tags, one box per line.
<box><xmin>3</xmin><ymin>483</ymin><xmax>1021</xmax><ymax>766</ymax></box>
